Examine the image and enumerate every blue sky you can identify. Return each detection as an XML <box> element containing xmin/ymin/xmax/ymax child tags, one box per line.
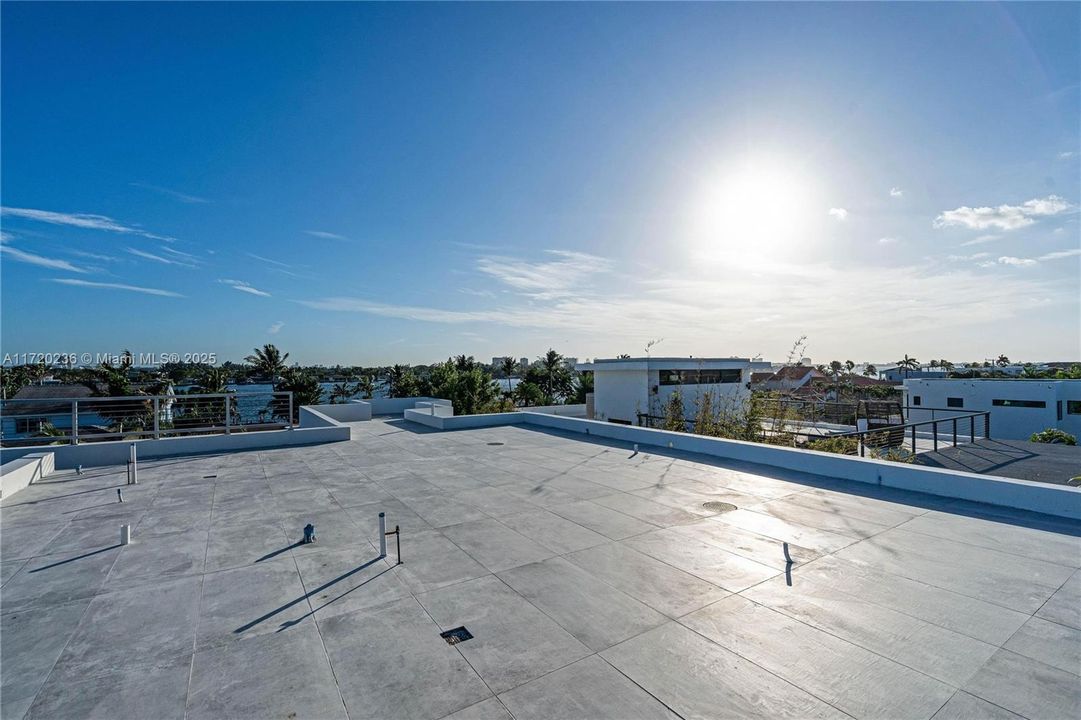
<box><xmin>2</xmin><ymin>2</ymin><xmax>1078</xmax><ymax>366</ymax></box>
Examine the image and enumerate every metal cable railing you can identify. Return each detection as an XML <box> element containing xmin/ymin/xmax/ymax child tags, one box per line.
<box><xmin>0</xmin><ymin>392</ymin><xmax>294</xmax><ymax>447</ymax></box>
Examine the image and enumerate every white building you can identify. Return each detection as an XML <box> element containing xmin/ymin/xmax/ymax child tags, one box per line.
<box><xmin>904</xmin><ymin>378</ymin><xmax>1081</xmax><ymax>440</ymax></box>
<box><xmin>576</xmin><ymin>357</ymin><xmax>753</xmax><ymax>426</ymax></box>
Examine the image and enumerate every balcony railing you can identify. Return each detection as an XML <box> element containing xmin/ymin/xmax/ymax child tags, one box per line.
<box><xmin>0</xmin><ymin>392</ymin><xmax>294</xmax><ymax>447</ymax></box>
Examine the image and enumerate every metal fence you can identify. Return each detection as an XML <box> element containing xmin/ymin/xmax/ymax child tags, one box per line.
<box><xmin>0</xmin><ymin>392</ymin><xmax>294</xmax><ymax>447</ymax></box>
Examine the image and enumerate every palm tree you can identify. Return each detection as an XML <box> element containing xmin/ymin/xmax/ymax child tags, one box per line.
<box><xmin>329</xmin><ymin>381</ymin><xmax>359</xmax><ymax>404</ymax></box>
<box><xmin>940</xmin><ymin>359</ymin><xmax>954</xmax><ymax>372</ymax></box>
<box><xmin>996</xmin><ymin>354</ymin><xmax>1010</xmax><ymax>367</ymax></box>
<box><xmin>929</xmin><ymin>359</ymin><xmax>939</xmax><ymax>369</ymax></box>
<box><xmin>538</xmin><ymin>349</ymin><xmax>570</xmax><ymax>401</ymax></box>
<box><xmin>863</xmin><ymin>363</ymin><xmax>877</xmax><ymax>377</ymax></box>
<box><xmin>357</xmin><ymin>375</ymin><xmax>375</xmax><ymax>399</ymax></box>
<box><xmin>828</xmin><ymin>360</ymin><xmax>844</xmax><ymax>380</ymax></box>
<box><xmin>384</xmin><ymin>364</ymin><xmax>418</xmax><ymax>398</ymax></box>
<box><xmin>897</xmin><ymin>354</ymin><xmax>920</xmax><ymax>378</ymax></box>
<box><xmin>245</xmin><ymin>344</ymin><xmax>289</xmax><ymax>380</ymax></box>
<box><xmin>499</xmin><ymin>356</ymin><xmax>518</xmax><ymax>396</ymax></box>
<box><xmin>844</xmin><ymin>360</ymin><xmax>855</xmax><ymax>374</ymax></box>
<box><xmin>196</xmin><ymin>366</ymin><xmax>230</xmax><ymax>394</ymax></box>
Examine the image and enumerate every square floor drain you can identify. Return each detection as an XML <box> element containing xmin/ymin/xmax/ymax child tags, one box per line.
<box><xmin>440</xmin><ymin>627</ymin><xmax>473</xmax><ymax>645</ymax></box>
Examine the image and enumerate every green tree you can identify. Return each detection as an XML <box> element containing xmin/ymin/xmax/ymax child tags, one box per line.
<box><xmin>570</xmin><ymin>370</ymin><xmax>593</xmax><ymax>404</ymax></box>
<box><xmin>662</xmin><ymin>391</ymin><xmax>686</xmax><ymax>432</ymax></box>
<box><xmin>426</xmin><ymin>359</ymin><xmax>501</xmax><ymax>415</ymax></box>
<box><xmin>863</xmin><ymin>363</ymin><xmax>877</xmax><ymax>377</ymax></box>
<box><xmin>329</xmin><ymin>381</ymin><xmax>360</xmax><ymax>404</ymax></box>
<box><xmin>357</xmin><ymin>375</ymin><xmax>376</xmax><ymax>399</ymax></box>
<box><xmin>513</xmin><ymin>381</ymin><xmax>545</xmax><ymax>407</ymax></box>
<box><xmin>693</xmin><ymin>391</ymin><xmax>720</xmax><ymax>436</ymax></box>
<box><xmin>245</xmin><ymin>344</ymin><xmax>289</xmax><ymax>380</ymax></box>
<box><xmin>499</xmin><ymin>356</ymin><xmax>519</xmax><ymax>396</ymax></box>
<box><xmin>535</xmin><ymin>349</ymin><xmax>573</xmax><ymax>401</ymax></box>
<box><xmin>897</xmin><ymin>354</ymin><xmax>919</xmax><ymax>377</ymax></box>
<box><xmin>996</xmin><ymin>354</ymin><xmax>1010</xmax><ymax>367</ymax></box>
<box><xmin>384</xmin><ymin>364</ymin><xmax>420</xmax><ymax>398</ymax></box>
<box><xmin>274</xmin><ymin>368</ymin><xmax>322</xmax><ymax>422</ymax></box>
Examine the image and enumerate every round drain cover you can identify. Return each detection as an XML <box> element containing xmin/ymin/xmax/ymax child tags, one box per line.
<box><xmin>702</xmin><ymin>501</ymin><xmax>737</xmax><ymax>513</ymax></box>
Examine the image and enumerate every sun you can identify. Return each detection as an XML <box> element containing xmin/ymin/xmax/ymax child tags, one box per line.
<box><xmin>689</xmin><ymin>158</ymin><xmax>817</xmax><ymax>262</ymax></box>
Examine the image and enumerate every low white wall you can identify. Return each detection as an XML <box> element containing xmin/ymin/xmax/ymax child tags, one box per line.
<box><xmin>301</xmin><ymin>402</ymin><xmax>372</xmax><ymax>423</ymax></box>
<box><xmin>1</xmin><ymin>452</ymin><xmax>55</xmax><ymax>498</ymax></box>
<box><xmin>398</xmin><ymin>410</ymin><xmax>1081</xmax><ymax>520</ymax></box>
<box><xmin>522</xmin><ymin>404</ymin><xmax>587</xmax><ymax>417</ymax></box>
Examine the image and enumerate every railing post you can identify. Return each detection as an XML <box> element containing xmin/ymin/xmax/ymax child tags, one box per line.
<box><xmin>952</xmin><ymin>418</ymin><xmax>957</xmax><ymax>446</ymax></box>
<box><xmin>71</xmin><ymin>400</ymin><xmax>79</xmax><ymax>445</ymax></box>
<box><xmin>859</xmin><ymin>437</ymin><xmax>865</xmax><ymax>457</ymax></box>
<box><xmin>153</xmin><ymin>397</ymin><xmax>160</xmax><ymax>439</ymax></box>
<box><xmin>970</xmin><ymin>416</ymin><xmax>975</xmax><ymax>443</ymax></box>
<box><xmin>288</xmin><ymin>392</ymin><xmax>294</xmax><ymax>428</ymax></box>
<box><xmin>911</xmin><ymin>425</ymin><xmax>916</xmax><ymax>455</ymax></box>
<box><xmin>224</xmin><ymin>395</ymin><xmax>231</xmax><ymax>434</ymax></box>
<box><xmin>984</xmin><ymin>413</ymin><xmax>990</xmax><ymax>440</ymax></box>
<box><xmin>932</xmin><ymin>422</ymin><xmax>938</xmax><ymax>452</ymax></box>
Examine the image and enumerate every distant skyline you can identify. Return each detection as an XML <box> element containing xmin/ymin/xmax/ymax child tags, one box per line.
<box><xmin>2</xmin><ymin>2</ymin><xmax>1079</xmax><ymax>365</ymax></box>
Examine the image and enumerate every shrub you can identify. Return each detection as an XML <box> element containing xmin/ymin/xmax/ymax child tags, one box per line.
<box><xmin>1030</xmin><ymin>428</ymin><xmax>1077</xmax><ymax>445</ymax></box>
<box><xmin>806</xmin><ymin>436</ymin><xmax>859</xmax><ymax>455</ymax></box>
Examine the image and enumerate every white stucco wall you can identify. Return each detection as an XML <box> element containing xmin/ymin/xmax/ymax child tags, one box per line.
<box><xmin>905</xmin><ymin>379</ymin><xmax>1081</xmax><ymax>440</ymax></box>
<box><xmin>592</xmin><ymin>369</ymin><xmax>650</xmax><ymax>424</ymax></box>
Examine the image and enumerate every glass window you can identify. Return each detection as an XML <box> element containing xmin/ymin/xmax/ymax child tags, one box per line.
<box><xmin>912</xmin><ymin>396</ymin><xmax>921</xmax><ymax>406</ymax></box>
<box><xmin>1058</xmin><ymin>401</ymin><xmax>1063</xmax><ymax>421</ymax></box>
<box><xmin>946</xmin><ymin>397</ymin><xmax>964</xmax><ymax>408</ymax></box>
<box><xmin>1067</xmin><ymin>400</ymin><xmax>1081</xmax><ymax>415</ymax></box>
<box><xmin>991</xmin><ymin>399</ymin><xmax>1046</xmax><ymax>408</ymax></box>
<box><xmin>658</xmin><ymin>369</ymin><xmax>742</xmax><ymax>386</ymax></box>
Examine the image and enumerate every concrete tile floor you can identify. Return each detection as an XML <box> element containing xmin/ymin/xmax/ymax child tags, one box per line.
<box><xmin>2</xmin><ymin>416</ymin><xmax>1079</xmax><ymax>720</ymax></box>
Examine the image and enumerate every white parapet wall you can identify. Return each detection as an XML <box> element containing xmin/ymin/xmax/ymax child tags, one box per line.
<box><xmin>1</xmin><ymin>405</ymin><xmax>351</xmax><ymax>472</ymax></box>
<box><xmin>398</xmin><ymin>410</ymin><xmax>1081</xmax><ymax>521</ymax></box>
<box><xmin>1</xmin><ymin>452</ymin><xmax>55</xmax><ymax>498</ymax></box>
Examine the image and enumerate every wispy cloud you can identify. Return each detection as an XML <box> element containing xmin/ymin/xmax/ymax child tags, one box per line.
<box><xmin>126</xmin><ymin>247</ymin><xmax>198</xmax><ymax>267</ymax></box>
<box><xmin>68</xmin><ymin>249</ymin><xmax>121</xmax><ymax>262</ymax></box>
<box><xmin>878</xmin><ymin>236</ymin><xmax>898</xmax><ymax>245</ymax></box>
<box><xmin>1</xmin><ymin>206</ymin><xmax>174</xmax><ymax>240</ymax></box>
<box><xmin>1059</xmin><ymin>151</ymin><xmax>1077</xmax><ymax>160</ymax></box>
<box><xmin>475</xmin><ymin>250</ymin><xmax>612</xmax><ymax>300</ymax></box>
<box><xmin>219</xmin><ymin>279</ymin><xmax>271</xmax><ymax>297</ymax></box>
<box><xmin>129</xmin><ymin>182</ymin><xmax>209</xmax><ymax>204</ymax></box>
<box><xmin>828</xmin><ymin>208</ymin><xmax>848</xmax><ymax>221</ymax></box>
<box><xmin>51</xmin><ymin>278</ymin><xmax>182</xmax><ymax>297</ymax></box>
<box><xmin>1</xmin><ymin>244</ymin><xmax>90</xmax><ymax>273</ymax></box>
<box><xmin>267</xmin><ymin>321</ymin><xmax>284</xmax><ymax>335</ymax></box>
<box><xmin>1038</xmin><ymin>248</ymin><xmax>1081</xmax><ymax>261</ymax></box>
<box><xmin>934</xmin><ymin>195</ymin><xmax>1072</xmax><ymax>231</ymax></box>
<box><xmin>889</xmin><ymin>187</ymin><xmax>904</xmax><ymax>198</ymax></box>
<box><xmin>946</xmin><ymin>252</ymin><xmax>991</xmax><ymax>262</ymax></box>
<box><xmin>960</xmin><ymin>234</ymin><xmax>1000</xmax><ymax>247</ymax></box>
<box><xmin>304</xmin><ymin>230</ymin><xmax>349</xmax><ymax>241</ymax></box>
<box><xmin>992</xmin><ymin>256</ymin><xmax>1038</xmax><ymax>267</ymax></box>
<box><xmin>247</xmin><ymin>253</ymin><xmax>291</xmax><ymax>268</ymax></box>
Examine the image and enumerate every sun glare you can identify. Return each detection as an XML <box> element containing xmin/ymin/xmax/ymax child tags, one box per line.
<box><xmin>690</xmin><ymin>159</ymin><xmax>817</xmax><ymax>262</ymax></box>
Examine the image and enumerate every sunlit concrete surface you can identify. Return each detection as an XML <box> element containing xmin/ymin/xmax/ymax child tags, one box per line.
<box><xmin>2</xmin><ymin>417</ymin><xmax>1079</xmax><ymax>720</ymax></box>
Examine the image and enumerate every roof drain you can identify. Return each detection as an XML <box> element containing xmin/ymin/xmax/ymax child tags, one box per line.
<box><xmin>702</xmin><ymin>501</ymin><xmax>737</xmax><ymax>513</ymax></box>
<box><xmin>440</xmin><ymin>627</ymin><xmax>473</xmax><ymax>645</ymax></box>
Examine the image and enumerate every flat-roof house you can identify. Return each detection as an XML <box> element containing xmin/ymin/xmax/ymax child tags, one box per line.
<box><xmin>905</xmin><ymin>378</ymin><xmax>1081</xmax><ymax>440</ymax></box>
<box><xmin>575</xmin><ymin>357</ymin><xmax>753</xmax><ymax>425</ymax></box>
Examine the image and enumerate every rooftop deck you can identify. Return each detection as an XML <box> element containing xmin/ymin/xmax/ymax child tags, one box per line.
<box><xmin>2</xmin><ymin>417</ymin><xmax>1079</xmax><ymax>720</ymax></box>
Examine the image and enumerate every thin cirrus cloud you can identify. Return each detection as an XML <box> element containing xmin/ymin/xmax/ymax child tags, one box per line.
<box><xmin>129</xmin><ymin>182</ymin><xmax>209</xmax><ymax>204</ymax></box>
<box><xmin>219</xmin><ymin>279</ymin><xmax>271</xmax><ymax>297</ymax></box>
<box><xmin>889</xmin><ymin>188</ymin><xmax>904</xmax><ymax>198</ymax></box>
<box><xmin>267</xmin><ymin>321</ymin><xmax>284</xmax><ymax>335</ymax></box>
<box><xmin>304</xmin><ymin>230</ymin><xmax>349</xmax><ymax>241</ymax></box>
<box><xmin>50</xmin><ymin>278</ymin><xmax>182</xmax><ymax>297</ymax></box>
<box><xmin>126</xmin><ymin>247</ymin><xmax>198</xmax><ymax>267</ymax></box>
<box><xmin>475</xmin><ymin>250</ymin><xmax>612</xmax><ymax>300</ymax></box>
<box><xmin>960</xmin><ymin>234</ymin><xmax>1000</xmax><ymax>247</ymax></box>
<box><xmin>981</xmin><ymin>248</ymin><xmax>1081</xmax><ymax>268</ymax></box>
<box><xmin>878</xmin><ymin>237</ymin><xmax>898</xmax><ymax>245</ymax></box>
<box><xmin>828</xmin><ymin>207</ymin><xmax>848</xmax><ymax>221</ymax></box>
<box><xmin>1</xmin><ymin>206</ymin><xmax>174</xmax><ymax>241</ymax></box>
<box><xmin>933</xmin><ymin>195</ymin><xmax>1072</xmax><ymax>231</ymax></box>
<box><xmin>0</xmin><ymin>243</ymin><xmax>90</xmax><ymax>273</ymax></box>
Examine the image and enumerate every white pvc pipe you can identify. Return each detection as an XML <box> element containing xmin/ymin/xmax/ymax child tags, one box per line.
<box><xmin>120</xmin><ymin>524</ymin><xmax>131</xmax><ymax>545</ymax></box>
<box><xmin>129</xmin><ymin>443</ymin><xmax>138</xmax><ymax>484</ymax></box>
<box><xmin>378</xmin><ymin>512</ymin><xmax>387</xmax><ymax>557</ymax></box>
